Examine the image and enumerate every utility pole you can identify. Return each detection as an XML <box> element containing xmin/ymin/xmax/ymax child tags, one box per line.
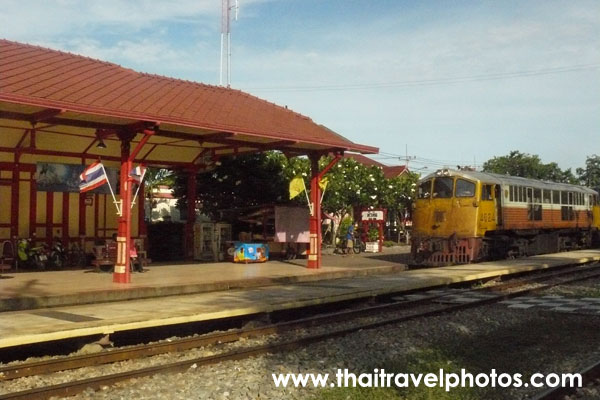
<box><xmin>220</xmin><ymin>0</ymin><xmax>239</xmax><ymax>87</ymax></box>
<box><xmin>401</xmin><ymin>144</ymin><xmax>416</xmax><ymax>170</ymax></box>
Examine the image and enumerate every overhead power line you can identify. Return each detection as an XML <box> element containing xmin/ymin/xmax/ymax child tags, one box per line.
<box><xmin>244</xmin><ymin>63</ymin><xmax>600</xmax><ymax>92</ymax></box>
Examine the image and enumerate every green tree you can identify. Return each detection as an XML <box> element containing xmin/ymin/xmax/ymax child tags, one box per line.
<box><xmin>173</xmin><ymin>152</ymin><xmax>289</xmax><ymax>219</ymax></box>
<box><xmin>482</xmin><ymin>150</ymin><xmax>576</xmax><ymax>183</ymax></box>
<box><xmin>171</xmin><ymin>151</ymin><xmax>417</xmax><ymax>242</ymax></box>
<box><xmin>576</xmin><ymin>154</ymin><xmax>600</xmax><ymax>188</ymax></box>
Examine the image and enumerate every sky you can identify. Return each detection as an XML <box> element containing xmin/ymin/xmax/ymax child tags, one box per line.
<box><xmin>1</xmin><ymin>0</ymin><xmax>598</xmax><ymax>173</ymax></box>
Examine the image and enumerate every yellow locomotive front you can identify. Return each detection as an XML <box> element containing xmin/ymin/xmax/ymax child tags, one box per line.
<box><xmin>411</xmin><ymin>169</ymin><xmax>498</xmax><ymax>265</ymax></box>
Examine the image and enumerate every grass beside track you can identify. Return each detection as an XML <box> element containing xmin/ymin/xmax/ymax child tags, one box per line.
<box><xmin>313</xmin><ymin>304</ymin><xmax>600</xmax><ymax>400</ymax></box>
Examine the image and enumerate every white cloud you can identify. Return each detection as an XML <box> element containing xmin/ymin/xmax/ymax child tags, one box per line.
<box><xmin>0</xmin><ymin>0</ymin><xmax>598</xmax><ymax>170</ymax></box>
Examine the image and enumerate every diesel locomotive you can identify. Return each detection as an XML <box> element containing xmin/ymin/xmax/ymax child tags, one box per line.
<box><xmin>411</xmin><ymin>169</ymin><xmax>600</xmax><ymax>265</ymax></box>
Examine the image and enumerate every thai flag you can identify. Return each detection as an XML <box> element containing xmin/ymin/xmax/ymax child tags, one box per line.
<box><xmin>79</xmin><ymin>162</ymin><xmax>108</xmax><ymax>193</ymax></box>
<box><xmin>129</xmin><ymin>164</ymin><xmax>146</xmax><ymax>184</ymax></box>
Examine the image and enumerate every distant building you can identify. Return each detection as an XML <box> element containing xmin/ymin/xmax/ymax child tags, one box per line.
<box><xmin>343</xmin><ymin>153</ymin><xmax>410</xmax><ymax>178</ymax></box>
<box><xmin>149</xmin><ymin>185</ymin><xmax>181</xmax><ymax>222</ymax></box>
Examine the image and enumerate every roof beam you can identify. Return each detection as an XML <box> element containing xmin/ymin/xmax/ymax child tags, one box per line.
<box><xmin>30</xmin><ymin>108</ymin><xmax>65</xmax><ymax>124</ymax></box>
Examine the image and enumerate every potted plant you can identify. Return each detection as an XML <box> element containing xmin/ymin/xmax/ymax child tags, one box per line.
<box><xmin>366</xmin><ymin>227</ymin><xmax>380</xmax><ymax>252</ymax></box>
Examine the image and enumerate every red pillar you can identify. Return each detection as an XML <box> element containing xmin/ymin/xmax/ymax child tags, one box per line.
<box><xmin>113</xmin><ymin>128</ymin><xmax>155</xmax><ymax>283</ymax></box>
<box><xmin>10</xmin><ymin>152</ymin><xmax>20</xmax><ymax>239</ymax></box>
<box><xmin>184</xmin><ymin>168</ymin><xmax>198</xmax><ymax>259</ymax></box>
<box><xmin>307</xmin><ymin>156</ymin><xmax>321</xmax><ymax>268</ymax></box>
<box><xmin>114</xmin><ymin>138</ymin><xmax>132</xmax><ymax>283</ymax></box>
<box><xmin>79</xmin><ymin>158</ymin><xmax>87</xmax><ymax>248</ymax></box>
<box><xmin>307</xmin><ymin>153</ymin><xmax>343</xmax><ymax>269</ymax></box>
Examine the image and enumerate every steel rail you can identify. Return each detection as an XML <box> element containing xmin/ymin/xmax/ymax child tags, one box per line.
<box><xmin>532</xmin><ymin>359</ymin><xmax>600</xmax><ymax>400</ymax></box>
<box><xmin>2</xmin><ymin>265</ymin><xmax>600</xmax><ymax>399</ymax></box>
<box><xmin>1</xmin><ymin>262</ymin><xmax>598</xmax><ymax>382</ymax></box>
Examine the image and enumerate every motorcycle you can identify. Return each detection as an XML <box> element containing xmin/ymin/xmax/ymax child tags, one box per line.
<box><xmin>333</xmin><ymin>234</ymin><xmax>366</xmax><ymax>254</ymax></box>
<box><xmin>49</xmin><ymin>237</ymin><xmax>66</xmax><ymax>269</ymax></box>
<box><xmin>352</xmin><ymin>235</ymin><xmax>366</xmax><ymax>254</ymax></box>
<box><xmin>16</xmin><ymin>237</ymin><xmax>48</xmax><ymax>270</ymax></box>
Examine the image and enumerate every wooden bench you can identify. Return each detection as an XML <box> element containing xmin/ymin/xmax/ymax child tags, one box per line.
<box><xmin>92</xmin><ymin>240</ymin><xmax>150</xmax><ymax>272</ymax></box>
<box><xmin>92</xmin><ymin>244</ymin><xmax>116</xmax><ymax>272</ymax></box>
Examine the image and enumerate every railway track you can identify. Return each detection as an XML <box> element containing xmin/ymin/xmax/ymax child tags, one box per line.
<box><xmin>533</xmin><ymin>359</ymin><xmax>600</xmax><ymax>400</ymax></box>
<box><xmin>1</xmin><ymin>262</ymin><xmax>599</xmax><ymax>399</ymax></box>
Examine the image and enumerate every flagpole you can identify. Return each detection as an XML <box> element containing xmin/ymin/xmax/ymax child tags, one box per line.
<box><xmin>101</xmin><ymin>164</ymin><xmax>121</xmax><ymax>216</ymax></box>
<box><xmin>320</xmin><ymin>183</ymin><xmax>327</xmax><ymax>204</ymax></box>
<box><xmin>302</xmin><ymin>177</ymin><xmax>313</xmax><ymax>216</ymax></box>
<box><xmin>131</xmin><ymin>168</ymin><xmax>147</xmax><ymax>209</ymax></box>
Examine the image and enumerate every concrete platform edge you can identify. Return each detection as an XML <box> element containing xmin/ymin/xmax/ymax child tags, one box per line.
<box><xmin>0</xmin><ymin>264</ymin><xmax>406</xmax><ymax>312</ymax></box>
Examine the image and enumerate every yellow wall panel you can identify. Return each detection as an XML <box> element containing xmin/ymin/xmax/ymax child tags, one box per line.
<box><xmin>0</xmin><ymin>151</ymin><xmax>14</xmax><ymax>162</ymax></box>
<box><xmin>85</xmin><ymin>196</ymin><xmax>95</xmax><ymax>238</ymax></box>
<box><xmin>105</xmin><ymin>195</ymin><xmax>118</xmax><ymax>231</ymax></box>
<box><xmin>0</xmin><ymin>186</ymin><xmax>10</xmax><ymax>224</ymax></box>
<box><xmin>53</xmin><ymin>192</ymin><xmax>62</xmax><ymax>229</ymax></box>
<box><xmin>97</xmin><ymin>195</ymin><xmax>105</xmax><ymax>237</ymax></box>
<box><xmin>0</xmin><ymin>171</ymin><xmax>11</xmax><ymax>179</ymax></box>
<box><xmin>69</xmin><ymin>194</ymin><xmax>79</xmax><ymax>238</ymax></box>
<box><xmin>20</xmin><ymin>171</ymin><xmax>30</xmax><ymax>179</ymax></box>
<box><xmin>18</xmin><ymin>181</ymin><xmax>30</xmax><ymax>238</ymax></box>
<box><xmin>36</xmin><ymin>191</ymin><xmax>46</xmax><ymax>225</ymax></box>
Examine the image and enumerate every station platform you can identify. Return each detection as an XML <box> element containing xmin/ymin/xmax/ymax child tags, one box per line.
<box><xmin>0</xmin><ymin>249</ymin><xmax>599</xmax><ymax>349</ymax></box>
<box><xmin>0</xmin><ymin>249</ymin><xmax>409</xmax><ymax>312</ymax></box>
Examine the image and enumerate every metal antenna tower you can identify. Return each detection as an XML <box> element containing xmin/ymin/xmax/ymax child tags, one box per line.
<box><xmin>220</xmin><ymin>0</ymin><xmax>239</xmax><ymax>87</ymax></box>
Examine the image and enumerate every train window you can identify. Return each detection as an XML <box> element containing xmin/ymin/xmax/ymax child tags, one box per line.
<box><xmin>533</xmin><ymin>188</ymin><xmax>541</xmax><ymax>203</ymax></box>
<box><xmin>561</xmin><ymin>206</ymin><xmax>575</xmax><ymax>221</ymax></box>
<box><xmin>568</xmin><ymin>192</ymin><xmax>574</xmax><ymax>205</ymax></box>
<box><xmin>417</xmin><ymin>180</ymin><xmax>432</xmax><ymax>199</ymax></box>
<box><xmin>481</xmin><ymin>184</ymin><xmax>493</xmax><ymax>201</ymax></box>
<box><xmin>509</xmin><ymin>186</ymin><xmax>514</xmax><ymax>201</ymax></box>
<box><xmin>526</xmin><ymin>188</ymin><xmax>533</xmax><ymax>203</ymax></box>
<box><xmin>433</xmin><ymin>177</ymin><xmax>453</xmax><ymax>198</ymax></box>
<box><xmin>553</xmin><ymin>190</ymin><xmax>560</xmax><ymax>204</ymax></box>
<box><xmin>520</xmin><ymin>186</ymin><xmax>525</xmax><ymax>202</ymax></box>
<box><xmin>543</xmin><ymin>190</ymin><xmax>551</xmax><ymax>203</ymax></box>
<box><xmin>456</xmin><ymin>179</ymin><xmax>475</xmax><ymax>197</ymax></box>
<box><xmin>561</xmin><ymin>191</ymin><xmax>568</xmax><ymax>205</ymax></box>
<box><xmin>517</xmin><ymin>186</ymin><xmax>522</xmax><ymax>202</ymax></box>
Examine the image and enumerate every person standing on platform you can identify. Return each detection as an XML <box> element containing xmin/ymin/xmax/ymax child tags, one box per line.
<box><xmin>345</xmin><ymin>223</ymin><xmax>355</xmax><ymax>255</ymax></box>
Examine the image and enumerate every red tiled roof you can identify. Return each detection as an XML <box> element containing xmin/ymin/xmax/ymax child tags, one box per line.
<box><xmin>343</xmin><ymin>153</ymin><xmax>385</xmax><ymax>167</ymax></box>
<box><xmin>382</xmin><ymin>165</ymin><xmax>408</xmax><ymax>179</ymax></box>
<box><xmin>0</xmin><ymin>39</ymin><xmax>377</xmax><ymax>156</ymax></box>
<box><xmin>343</xmin><ymin>152</ymin><xmax>409</xmax><ymax>178</ymax></box>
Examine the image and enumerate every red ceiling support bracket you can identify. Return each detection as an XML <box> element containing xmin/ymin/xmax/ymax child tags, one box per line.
<box><xmin>307</xmin><ymin>152</ymin><xmax>342</xmax><ymax>269</ymax></box>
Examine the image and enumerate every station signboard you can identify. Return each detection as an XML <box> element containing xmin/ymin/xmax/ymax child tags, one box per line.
<box><xmin>361</xmin><ymin>210</ymin><xmax>385</xmax><ymax>222</ymax></box>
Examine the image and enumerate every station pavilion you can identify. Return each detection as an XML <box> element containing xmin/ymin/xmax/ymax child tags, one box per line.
<box><xmin>0</xmin><ymin>39</ymin><xmax>377</xmax><ymax>283</ymax></box>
